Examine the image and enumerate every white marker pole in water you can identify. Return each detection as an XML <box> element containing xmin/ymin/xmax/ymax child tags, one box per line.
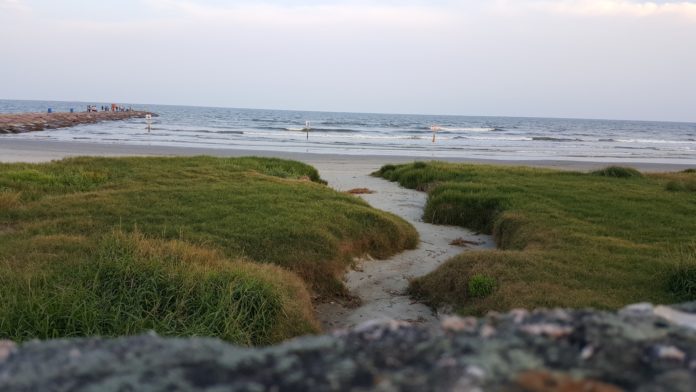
<box><xmin>146</xmin><ymin>114</ymin><xmax>152</xmax><ymax>133</ymax></box>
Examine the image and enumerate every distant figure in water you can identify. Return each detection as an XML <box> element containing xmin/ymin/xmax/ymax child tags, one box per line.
<box><xmin>431</xmin><ymin>125</ymin><xmax>440</xmax><ymax>143</ymax></box>
<box><xmin>304</xmin><ymin>121</ymin><xmax>311</xmax><ymax>140</ymax></box>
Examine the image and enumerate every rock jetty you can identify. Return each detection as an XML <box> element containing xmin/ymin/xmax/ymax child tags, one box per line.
<box><xmin>1</xmin><ymin>302</ymin><xmax>695</xmax><ymax>391</ymax></box>
<box><xmin>0</xmin><ymin>111</ymin><xmax>156</xmax><ymax>134</ymax></box>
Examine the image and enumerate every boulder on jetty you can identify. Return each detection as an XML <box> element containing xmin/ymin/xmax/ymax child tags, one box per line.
<box><xmin>0</xmin><ymin>111</ymin><xmax>157</xmax><ymax>134</ymax></box>
<box><xmin>1</xmin><ymin>303</ymin><xmax>695</xmax><ymax>391</ymax></box>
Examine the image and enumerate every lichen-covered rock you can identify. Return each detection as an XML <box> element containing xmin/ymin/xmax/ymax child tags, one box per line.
<box><xmin>1</xmin><ymin>303</ymin><xmax>695</xmax><ymax>391</ymax></box>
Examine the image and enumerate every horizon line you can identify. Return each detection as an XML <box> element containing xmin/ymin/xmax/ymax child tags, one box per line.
<box><xmin>2</xmin><ymin>97</ymin><xmax>695</xmax><ymax>125</ymax></box>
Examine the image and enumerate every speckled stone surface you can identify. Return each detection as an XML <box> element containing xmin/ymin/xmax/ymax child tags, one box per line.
<box><xmin>1</xmin><ymin>303</ymin><xmax>695</xmax><ymax>391</ymax></box>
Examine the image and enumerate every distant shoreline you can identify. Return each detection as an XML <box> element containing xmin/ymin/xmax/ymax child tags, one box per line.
<box><xmin>3</xmin><ymin>98</ymin><xmax>695</xmax><ymax>124</ymax></box>
<box><xmin>0</xmin><ymin>139</ymin><xmax>693</xmax><ymax>172</ymax></box>
<box><xmin>3</xmin><ymin>100</ymin><xmax>694</xmax><ymax>164</ymax></box>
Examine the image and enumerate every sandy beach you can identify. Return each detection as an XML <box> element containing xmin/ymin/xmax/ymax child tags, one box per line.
<box><xmin>1</xmin><ymin>139</ymin><xmax>693</xmax><ymax>172</ymax></box>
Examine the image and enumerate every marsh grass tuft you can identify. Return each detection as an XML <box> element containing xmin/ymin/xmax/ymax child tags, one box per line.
<box><xmin>380</xmin><ymin>161</ymin><xmax>696</xmax><ymax>314</ymax></box>
<box><xmin>666</xmin><ymin>243</ymin><xmax>696</xmax><ymax>301</ymax></box>
<box><xmin>425</xmin><ymin>184</ymin><xmax>507</xmax><ymax>233</ymax></box>
<box><xmin>0</xmin><ymin>231</ymin><xmax>318</xmax><ymax>345</ymax></box>
<box><xmin>591</xmin><ymin>166</ymin><xmax>643</xmax><ymax>178</ymax></box>
<box><xmin>0</xmin><ymin>190</ymin><xmax>21</xmax><ymax>210</ymax></box>
<box><xmin>0</xmin><ymin>156</ymin><xmax>417</xmax><ymax>343</ymax></box>
<box><xmin>376</xmin><ymin>164</ymin><xmax>397</xmax><ymax>176</ymax></box>
<box><xmin>665</xmin><ymin>179</ymin><xmax>696</xmax><ymax>192</ymax></box>
<box><xmin>468</xmin><ymin>275</ymin><xmax>496</xmax><ymax>298</ymax></box>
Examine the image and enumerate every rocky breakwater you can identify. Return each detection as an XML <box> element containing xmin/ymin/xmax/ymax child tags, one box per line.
<box><xmin>0</xmin><ymin>111</ymin><xmax>157</xmax><ymax>134</ymax></box>
<box><xmin>1</xmin><ymin>302</ymin><xmax>695</xmax><ymax>391</ymax></box>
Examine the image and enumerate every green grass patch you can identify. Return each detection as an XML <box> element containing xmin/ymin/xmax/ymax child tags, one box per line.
<box><xmin>665</xmin><ymin>178</ymin><xmax>696</xmax><ymax>192</ymax></box>
<box><xmin>378</xmin><ymin>162</ymin><xmax>696</xmax><ymax>314</ymax></box>
<box><xmin>467</xmin><ymin>274</ymin><xmax>496</xmax><ymax>298</ymax></box>
<box><xmin>0</xmin><ymin>232</ymin><xmax>315</xmax><ymax>345</ymax></box>
<box><xmin>591</xmin><ymin>166</ymin><xmax>643</xmax><ymax>178</ymax></box>
<box><xmin>0</xmin><ymin>156</ymin><xmax>417</xmax><ymax>343</ymax></box>
<box><xmin>665</xmin><ymin>243</ymin><xmax>696</xmax><ymax>301</ymax></box>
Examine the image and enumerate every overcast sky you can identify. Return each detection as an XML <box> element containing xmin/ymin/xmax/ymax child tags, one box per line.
<box><xmin>1</xmin><ymin>0</ymin><xmax>694</xmax><ymax>121</ymax></box>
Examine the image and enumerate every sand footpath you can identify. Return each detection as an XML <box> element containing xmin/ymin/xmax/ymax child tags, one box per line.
<box><xmin>314</xmin><ymin>160</ymin><xmax>494</xmax><ymax>329</ymax></box>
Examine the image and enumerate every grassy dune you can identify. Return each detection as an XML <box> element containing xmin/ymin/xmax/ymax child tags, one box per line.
<box><xmin>376</xmin><ymin>162</ymin><xmax>696</xmax><ymax>315</ymax></box>
<box><xmin>0</xmin><ymin>156</ymin><xmax>417</xmax><ymax>344</ymax></box>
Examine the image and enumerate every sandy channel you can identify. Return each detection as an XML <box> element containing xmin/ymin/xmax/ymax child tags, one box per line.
<box><xmin>313</xmin><ymin>160</ymin><xmax>494</xmax><ymax>330</ymax></box>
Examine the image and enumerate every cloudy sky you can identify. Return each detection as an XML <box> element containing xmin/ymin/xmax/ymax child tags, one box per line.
<box><xmin>1</xmin><ymin>0</ymin><xmax>694</xmax><ymax>121</ymax></box>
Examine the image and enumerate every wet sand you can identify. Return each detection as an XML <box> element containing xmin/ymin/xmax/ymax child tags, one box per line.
<box><xmin>0</xmin><ymin>139</ymin><xmax>693</xmax><ymax>172</ymax></box>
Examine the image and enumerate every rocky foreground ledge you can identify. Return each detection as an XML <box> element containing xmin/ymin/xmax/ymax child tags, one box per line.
<box><xmin>1</xmin><ymin>303</ymin><xmax>695</xmax><ymax>391</ymax></box>
<box><xmin>0</xmin><ymin>111</ymin><xmax>156</xmax><ymax>134</ymax></box>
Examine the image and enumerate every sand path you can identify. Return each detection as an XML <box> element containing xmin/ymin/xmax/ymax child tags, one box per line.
<box><xmin>312</xmin><ymin>160</ymin><xmax>495</xmax><ymax>330</ymax></box>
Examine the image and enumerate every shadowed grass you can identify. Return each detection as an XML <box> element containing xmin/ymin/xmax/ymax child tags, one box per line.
<box><xmin>665</xmin><ymin>178</ymin><xmax>696</xmax><ymax>192</ymax></box>
<box><xmin>0</xmin><ymin>189</ymin><xmax>21</xmax><ymax>210</ymax></box>
<box><xmin>0</xmin><ymin>232</ymin><xmax>316</xmax><ymax>345</ymax></box>
<box><xmin>0</xmin><ymin>156</ymin><xmax>417</xmax><ymax>343</ymax></box>
<box><xmin>377</xmin><ymin>162</ymin><xmax>696</xmax><ymax>314</ymax></box>
<box><xmin>665</xmin><ymin>243</ymin><xmax>696</xmax><ymax>301</ymax></box>
<box><xmin>591</xmin><ymin>166</ymin><xmax>643</xmax><ymax>178</ymax></box>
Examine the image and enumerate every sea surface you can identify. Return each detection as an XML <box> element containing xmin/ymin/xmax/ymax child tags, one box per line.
<box><xmin>1</xmin><ymin>99</ymin><xmax>695</xmax><ymax>163</ymax></box>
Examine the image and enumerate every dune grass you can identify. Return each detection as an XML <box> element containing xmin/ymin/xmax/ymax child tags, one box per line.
<box><xmin>665</xmin><ymin>243</ymin><xmax>696</xmax><ymax>301</ymax></box>
<box><xmin>376</xmin><ymin>162</ymin><xmax>696</xmax><ymax>315</ymax></box>
<box><xmin>0</xmin><ymin>232</ymin><xmax>315</xmax><ymax>345</ymax></box>
<box><xmin>0</xmin><ymin>156</ymin><xmax>417</xmax><ymax>343</ymax></box>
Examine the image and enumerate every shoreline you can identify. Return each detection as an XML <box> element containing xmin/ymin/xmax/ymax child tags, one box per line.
<box><xmin>0</xmin><ymin>139</ymin><xmax>693</xmax><ymax>172</ymax></box>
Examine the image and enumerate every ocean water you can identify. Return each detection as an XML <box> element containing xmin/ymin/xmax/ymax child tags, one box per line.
<box><xmin>1</xmin><ymin>99</ymin><xmax>695</xmax><ymax>163</ymax></box>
